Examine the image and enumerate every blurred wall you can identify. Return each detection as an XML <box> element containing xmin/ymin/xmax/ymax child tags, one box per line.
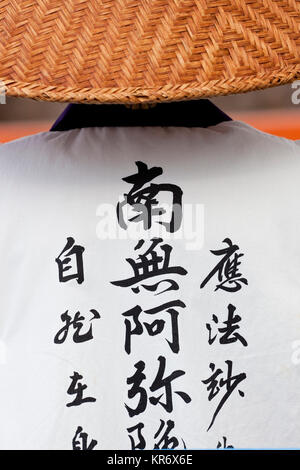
<box><xmin>0</xmin><ymin>83</ymin><xmax>300</xmax><ymax>141</ymax></box>
<box><xmin>0</xmin><ymin>97</ymin><xmax>64</xmax><ymax>122</ymax></box>
<box><xmin>212</xmin><ymin>83</ymin><xmax>297</xmax><ymax>111</ymax></box>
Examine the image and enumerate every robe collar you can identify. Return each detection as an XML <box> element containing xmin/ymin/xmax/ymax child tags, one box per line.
<box><xmin>50</xmin><ymin>100</ymin><xmax>232</xmax><ymax>131</ymax></box>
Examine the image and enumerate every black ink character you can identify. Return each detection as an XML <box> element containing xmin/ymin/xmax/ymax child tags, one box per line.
<box><xmin>111</xmin><ymin>238</ymin><xmax>187</xmax><ymax>294</ymax></box>
<box><xmin>153</xmin><ymin>419</ymin><xmax>187</xmax><ymax>450</ymax></box>
<box><xmin>217</xmin><ymin>436</ymin><xmax>234</xmax><ymax>449</ymax></box>
<box><xmin>206</xmin><ymin>304</ymin><xmax>248</xmax><ymax>346</ymax></box>
<box><xmin>117</xmin><ymin>161</ymin><xmax>183</xmax><ymax>232</ymax></box>
<box><xmin>72</xmin><ymin>426</ymin><xmax>98</xmax><ymax>450</ymax></box>
<box><xmin>122</xmin><ymin>299</ymin><xmax>185</xmax><ymax>354</ymax></box>
<box><xmin>125</xmin><ymin>356</ymin><xmax>191</xmax><ymax>417</ymax></box>
<box><xmin>149</xmin><ymin>356</ymin><xmax>191</xmax><ymax>412</ymax></box>
<box><xmin>200</xmin><ymin>238</ymin><xmax>248</xmax><ymax>292</ymax></box>
<box><xmin>54</xmin><ymin>309</ymin><xmax>100</xmax><ymax>344</ymax></box>
<box><xmin>55</xmin><ymin>237</ymin><xmax>85</xmax><ymax>284</ymax></box>
<box><xmin>125</xmin><ymin>360</ymin><xmax>147</xmax><ymax>417</ymax></box>
<box><xmin>202</xmin><ymin>360</ymin><xmax>246</xmax><ymax>431</ymax></box>
<box><xmin>66</xmin><ymin>371</ymin><xmax>96</xmax><ymax>407</ymax></box>
<box><xmin>127</xmin><ymin>422</ymin><xmax>146</xmax><ymax>450</ymax></box>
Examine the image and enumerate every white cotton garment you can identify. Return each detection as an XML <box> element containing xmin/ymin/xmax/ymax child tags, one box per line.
<box><xmin>0</xmin><ymin>120</ymin><xmax>300</xmax><ymax>450</ymax></box>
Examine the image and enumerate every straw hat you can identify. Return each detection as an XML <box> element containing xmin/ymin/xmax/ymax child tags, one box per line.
<box><xmin>0</xmin><ymin>0</ymin><xmax>300</xmax><ymax>104</ymax></box>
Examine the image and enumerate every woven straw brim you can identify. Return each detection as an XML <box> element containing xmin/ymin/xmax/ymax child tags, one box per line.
<box><xmin>1</xmin><ymin>0</ymin><xmax>300</xmax><ymax>104</ymax></box>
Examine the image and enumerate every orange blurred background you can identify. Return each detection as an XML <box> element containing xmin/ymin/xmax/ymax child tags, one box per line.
<box><xmin>0</xmin><ymin>83</ymin><xmax>300</xmax><ymax>142</ymax></box>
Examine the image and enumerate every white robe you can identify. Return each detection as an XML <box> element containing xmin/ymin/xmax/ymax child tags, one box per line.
<box><xmin>0</xmin><ymin>120</ymin><xmax>299</xmax><ymax>449</ymax></box>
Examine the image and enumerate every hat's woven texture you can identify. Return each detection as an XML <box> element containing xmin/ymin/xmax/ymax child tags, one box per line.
<box><xmin>0</xmin><ymin>0</ymin><xmax>300</xmax><ymax>104</ymax></box>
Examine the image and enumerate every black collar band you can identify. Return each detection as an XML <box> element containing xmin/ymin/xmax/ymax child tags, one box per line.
<box><xmin>50</xmin><ymin>100</ymin><xmax>232</xmax><ymax>131</ymax></box>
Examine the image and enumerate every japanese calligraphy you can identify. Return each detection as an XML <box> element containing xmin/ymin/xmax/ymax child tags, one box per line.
<box><xmin>206</xmin><ymin>303</ymin><xmax>248</xmax><ymax>347</ymax></box>
<box><xmin>111</xmin><ymin>238</ymin><xmax>187</xmax><ymax>294</ymax></box>
<box><xmin>54</xmin><ymin>309</ymin><xmax>100</xmax><ymax>344</ymax></box>
<box><xmin>202</xmin><ymin>360</ymin><xmax>246</xmax><ymax>431</ymax></box>
<box><xmin>66</xmin><ymin>371</ymin><xmax>96</xmax><ymax>407</ymax></box>
<box><xmin>72</xmin><ymin>426</ymin><xmax>98</xmax><ymax>450</ymax></box>
<box><xmin>54</xmin><ymin>238</ymin><xmax>100</xmax><ymax>448</ymax></box>
<box><xmin>125</xmin><ymin>356</ymin><xmax>191</xmax><ymax>417</ymax></box>
<box><xmin>122</xmin><ymin>299</ymin><xmax>185</xmax><ymax>354</ymax></box>
<box><xmin>200</xmin><ymin>238</ymin><xmax>248</xmax><ymax>292</ymax></box>
<box><xmin>55</xmin><ymin>237</ymin><xmax>85</xmax><ymax>284</ymax></box>
<box><xmin>217</xmin><ymin>436</ymin><xmax>234</xmax><ymax>449</ymax></box>
<box><xmin>113</xmin><ymin>162</ymin><xmax>189</xmax><ymax>449</ymax></box>
<box><xmin>117</xmin><ymin>161</ymin><xmax>183</xmax><ymax>233</ymax></box>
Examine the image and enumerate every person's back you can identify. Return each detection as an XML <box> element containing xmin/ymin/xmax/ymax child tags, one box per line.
<box><xmin>0</xmin><ymin>120</ymin><xmax>299</xmax><ymax>449</ymax></box>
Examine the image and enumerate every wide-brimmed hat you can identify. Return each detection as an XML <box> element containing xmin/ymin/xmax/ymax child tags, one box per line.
<box><xmin>1</xmin><ymin>0</ymin><xmax>300</xmax><ymax>104</ymax></box>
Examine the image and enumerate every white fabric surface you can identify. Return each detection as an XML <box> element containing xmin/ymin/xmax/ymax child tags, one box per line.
<box><xmin>0</xmin><ymin>120</ymin><xmax>299</xmax><ymax>449</ymax></box>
